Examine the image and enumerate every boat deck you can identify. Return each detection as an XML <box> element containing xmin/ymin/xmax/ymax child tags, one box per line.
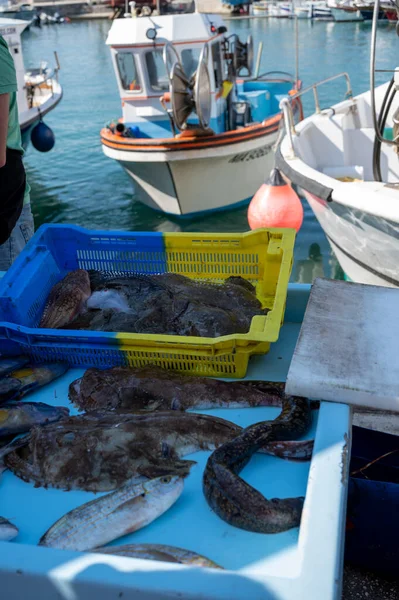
<box><xmin>0</xmin><ymin>284</ymin><xmax>351</xmax><ymax>600</ymax></box>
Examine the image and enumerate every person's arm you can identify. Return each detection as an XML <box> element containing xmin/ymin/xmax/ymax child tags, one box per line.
<box><xmin>0</xmin><ymin>92</ymin><xmax>9</xmax><ymax>168</ymax></box>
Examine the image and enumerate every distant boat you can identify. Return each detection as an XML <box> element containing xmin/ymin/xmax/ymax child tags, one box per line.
<box><xmin>251</xmin><ymin>0</ymin><xmax>269</xmax><ymax>16</ymax></box>
<box><xmin>0</xmin><ymin>18</ymin><xmax>63</xmax><ymax>150</ymax></box>
<box><xmin>327</xmin><ymin>0</ymin><xmax>364</xmax><ymax>21</ymax></box>
<box><xmin>353</xmin><ymin>0</ymin><xmax>387</xmax><ymax>19</ymax></box>
<box><xmin>266</xmin><ymin>2</ymin><xmax>292</xmax><ymax>17</ymax></box>
<box><xmin>309</xmin><ymin>1</ymin><xmax>334</xmax><ymax>19</ymax></box>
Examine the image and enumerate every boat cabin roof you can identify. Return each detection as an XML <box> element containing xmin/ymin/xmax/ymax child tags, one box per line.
<box><xmin>106</xmin><ymin>13</ymin><xmax>226</xmax><ymax>47</ymax></box>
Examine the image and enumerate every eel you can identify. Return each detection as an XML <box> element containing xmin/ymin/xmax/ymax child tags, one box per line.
<box><xmin>203</xmin><ymin>396</ymin><xmax>312</xmax><ymax>533</ymax></box>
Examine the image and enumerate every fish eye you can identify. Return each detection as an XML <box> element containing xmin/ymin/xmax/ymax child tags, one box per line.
<box><xmin>160</xmin><ymin>476</ymin><xmax>171</xmax><ymax>484</ymax></box>
<box><xmin>140</xmin><ymin>493</ymin><xmax>146</xmax><ymax>498</ymax></box>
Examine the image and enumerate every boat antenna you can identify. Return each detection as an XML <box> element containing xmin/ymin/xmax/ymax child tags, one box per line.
<box><xmin>294</xmin><ymin>15</ymin><xmax>299</xmax><ymax>90</ymax></box>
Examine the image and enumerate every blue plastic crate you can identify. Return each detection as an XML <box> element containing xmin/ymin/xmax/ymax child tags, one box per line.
<box><xmin>0</xmin><ymin>224</ymin><xmax>295</xmax><ymax>376</ymax></box>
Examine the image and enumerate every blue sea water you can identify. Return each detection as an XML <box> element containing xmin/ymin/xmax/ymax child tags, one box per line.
<box><xmin>21</xmin><ymin>17</ymin><xmax>397</xmax><ymax>282</ymax></box>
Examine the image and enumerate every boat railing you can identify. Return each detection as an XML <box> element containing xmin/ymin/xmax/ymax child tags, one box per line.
<box><xmin>279</xmin><ymin>72</ymin><xmax>353</xmax><ymax>153</ymax></box>
<box><xmin>25</xmin><ymin>52</ymin><xmax>61</xmax><ymax>109</ymax></box>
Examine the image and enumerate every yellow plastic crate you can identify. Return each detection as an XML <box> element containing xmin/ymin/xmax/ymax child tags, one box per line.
<box><xmin>116</xmin><ymin>228</ymin><xmax>295</xmax><ymax>377</ymax></box>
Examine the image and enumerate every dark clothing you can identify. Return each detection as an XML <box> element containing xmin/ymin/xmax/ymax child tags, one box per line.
<box><xmin>0</xmin><ymin>148</ymin><xmax>26</xmax><ymax>245</ymax></box>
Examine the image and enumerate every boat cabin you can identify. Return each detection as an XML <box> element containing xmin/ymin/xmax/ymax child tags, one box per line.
<box><xmin>106</xmin><ymin>13</ymin><xmax>296</xmax><ymax>139</ymax></box>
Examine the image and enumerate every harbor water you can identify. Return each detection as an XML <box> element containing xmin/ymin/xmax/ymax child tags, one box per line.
<box><xmin>21</xmin><ymin>18</ymin><xmax>396</xmax><ymax>283</ymax></box>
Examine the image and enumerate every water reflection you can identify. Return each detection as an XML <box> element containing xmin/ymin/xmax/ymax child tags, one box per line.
<box><xmin>294</xmin><ymin>243</ymin><xmax>325</xmax><ymax>283</ymax></box>
<box><xmin>21</xmin><ymin>18</ymin><xmax>393</xmax><ymax>282</ymax></box>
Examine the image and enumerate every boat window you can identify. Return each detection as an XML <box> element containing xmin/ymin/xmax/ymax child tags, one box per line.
<box><xmin>145</xmin><ymin>50</ymin><xmax>169</xmax><ymax>92</ymax></box>
<box><xmin>181</xmin><ymin>48</ymin><xmax>201</xmax><ymax>79</ymax></box>
<box><xmin>212</xmin><ymin>42</ymin><xmax>223</xmax><ymax>90</ymax></box>
<box><xmin>116</xmin><ymin>52</ymin><xmax>141</xmax><ymax>92</ymax></box>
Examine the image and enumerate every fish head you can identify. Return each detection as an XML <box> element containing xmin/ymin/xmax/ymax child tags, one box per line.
<box><xmin>143</xmin><ymin>474</ymin><xmax>184</xmax><ymax>501</ymax></box>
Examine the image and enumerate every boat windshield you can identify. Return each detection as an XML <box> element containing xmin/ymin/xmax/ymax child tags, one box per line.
<box><xmin>145</xmin><ymin>50</ymin><xmax>169</xmax><ymax>92</ymax></box>
<box><xmin>116</xmin><ymin>52</ymin><xmax>142</xmax><ymax>92</ymax></box>
<box><xmin>181</xmin><ymin>48</ymin><xmax>201</xmax><ymax>78</ymax></box>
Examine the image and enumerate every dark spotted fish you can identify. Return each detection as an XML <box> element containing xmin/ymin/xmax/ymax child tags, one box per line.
<box><xmin>0</xmin><ymin>516</ymin><xmax>18</xmax><ymax>541</ymax></box>
<box><xmin>69</xmin><ymin>368</ymin><xmax>313</xmax><ymax>461</ymax></box>
<box><xmin>0</xmin><ymin>402</ymin><xmax>69</xmax><ymax>437</ymax></box>
<box><xmin>0</xmin><ymin>356</ymin><xmax>29</xmax><ymax>377</ymax></box>
<box><xmin>39</xmin><ymin>475</ymin><xmax>184</xmax><ymax>551</ymax></box>
<box><xmin>63</xmin><ymin>272</ymin><xmax>267</xmax><ymax>337</ymax></box>
<box><xmin>93</xmin><ymin>544</ymin><xmax>222</xmax><ymax>568</ymax></box>
<box><xmin>39</xmin><ymin>270</ymin><xmax>91</xmax><ymax>329</ymax></box>
<box><xmin>69</xmin><ymin>365</ymin><xmax>285</xmax><ymax>412</ymax></box>
<box><xmin>0</xmin><ymin>363</ymin><xmax>69</xmax><ymax>403</ymax></box>
<box><xmin>5</xmin><ymin>409</ymin><xmax>309</xmax><ymax>492</ymax></box>
<box><xmin>4</xmin><ymin>411</ymin><xmax>240</xmax><ymax>492</ymax></box>
<box><xmin>203</xmin><ymin>396</ymin><xmax>311</xmax><ymax>533</ymax></box>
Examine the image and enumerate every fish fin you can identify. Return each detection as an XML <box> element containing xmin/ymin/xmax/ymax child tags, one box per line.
<box><xmin>161</xmin><ymin>442</ymin><xmax>177</xmax><ymax>459</ymax></box>
<box><xmin>259</xmin><ymin>439</ymin><xmax>314</xmax><ymax>461</ymax></box>
<box><xmin>110</xmin><ymin>494</ymin><xmax>146</xmax><ymax>515</ymax></box>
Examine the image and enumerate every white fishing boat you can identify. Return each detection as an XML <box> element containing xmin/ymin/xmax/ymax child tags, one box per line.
<box><xmin>294</xmin><ymin>3</ymin><xmax>311</xmax><ymax>18</ymax></box>
<box><xmin>309</xmin><ymin>0</ymin><xmax>333</xmax><ymax>19</ymax></box>
<box><xmin>328</xmin><ymin>0</ymin><xmax>364</xmax><ymax>20</ymax></box>
<box><xmin>251</xmin><ymin>0</ymin><xmax>269</xmax><ymax>15</ymax></box>
<box><xmin>277</xmin><ymin>0</ymin><xmax>399</xmax><ymax>287</ymax></box>
<box><xmin>0</xmin><ymin>18</ymin><xmax>62</xmax><ymax>150</ymax></box>
<box><xmin>268</xmin><ymin>2</ymin><xmax>293</xmax><ymax>17</ymax></box>
<box><xmin>101</xmin><ymin>11</ymin><xmax>302</xmax><ymax>216</ymax></box>
<box><xmin>292</xmin><ymin>1</ymin><xmax>334</xmax><ymax>20</ymax></box>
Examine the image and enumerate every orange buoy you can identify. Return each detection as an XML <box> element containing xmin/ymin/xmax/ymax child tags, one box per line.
<box><xmin>248</xmin><ymin>168</ymin><xmax>304</xmax><ymax>232</ymax></box>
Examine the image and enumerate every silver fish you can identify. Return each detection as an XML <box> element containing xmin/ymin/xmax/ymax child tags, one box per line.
<box><xmin>0</xmin><ymin>402</ymin><xmax>69</xmax><ymax>437</ymax></box>
<box><xmin>0</xmin><ymin>516</ymin><xmax>18</xmax><ymax>541</ymax></box>
<box><xmin>38</xmin><ymin>475</ymin><xmax>184</xmax><ymax>551</ymax></box>
<box><xmin>93</xmin><ymin>544</ymin><xmax>222</xmax><ymax>568</ymax></box>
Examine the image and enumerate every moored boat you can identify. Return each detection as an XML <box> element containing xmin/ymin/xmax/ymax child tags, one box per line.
<box><xmin>251</xmin><ymin>0</ymin><xmax>269</xmax><ymax>15</ymax></box>
<box><xmin>100</xmin><ymin>11</ymin><xmax>302</xmax><ymax>216</ymax></box>
<box><xmin>277</xmin><ymin>0</ymin><xmax>399</xmax><ymax>287</ymax></box>
<box><xmin>277</xmin><ymin>77</ymin><xmax>399</xmax><ymax>287</ymax></box>
<box><xmin>0</xmin><ymin>17</ymin><xmax>62</xmax><ymax>151</ymax></box>
<box><xmin>0</xmin><ymin>2</ymin><xmax>38</xmax><ymax>27</ymax></box>
<box><xmin>327</xmin><ymin>0</ymin><xmax>364</xmax><ymax>20</ymax></box>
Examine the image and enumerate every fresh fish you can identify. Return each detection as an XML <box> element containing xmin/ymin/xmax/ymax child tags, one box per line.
<box><xmin>203</xmin><ymin>396</ymin><xmax>312</xmax><ymax>533</ymax></box>
<box><xmin>93</xmin><ymin>543</ymin><xmax>222</xmax><ymax>568</ymax></box>
<box><xmin>0</xmin><ymin>402</ymin><xmax>69</xmax><ymax>437</ymax></box>
<box><xmin>0</xmin><ymin>516</ymin><xmax>18</xmax><ymax>541</ymax></box>
<box><xmin>5</xmin><ymin>409</ymin><xmax>312</xmax><ymax>492</ymax></box>
<box><xmin>63</xmin><ymin>271</ymin><xmax>267</xmax><ymax>337</ymax></box>
<box><xmin>69</xmin><ymin>366</ymin><xmax>285</xmax><ymax>413</ymax></box>
<box><xmin>39</xmin><ymin>270</ymin><xmax>91</xmax><ymax>329</ymax></box>
<box><xmin>0</xmin><ymin>434</ymin><xmax>32</xmax><ymax>475</ymax></box>
<box><xmin>39</xmin><ymin>475</ymin><xmax>184</xmax><ymax>551</ymax></box>
<box><xmin>0</xmin><ymin>363</ymin><xmax>69</xmax><ymax>403</ymax></box>
<box><xmin>4</xmin><ymin>411</ymin><xmax>236</xmax><ymax>492</ymax></box>
<box><xmin>0</xmin><ymin>356</ymin><xmax>29</xmax><ymax>377</ymax></box>
<box><xmin>69</xmin><ymin>369</ymin><xmax>313</xmax><ymax>459</ymax></box>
